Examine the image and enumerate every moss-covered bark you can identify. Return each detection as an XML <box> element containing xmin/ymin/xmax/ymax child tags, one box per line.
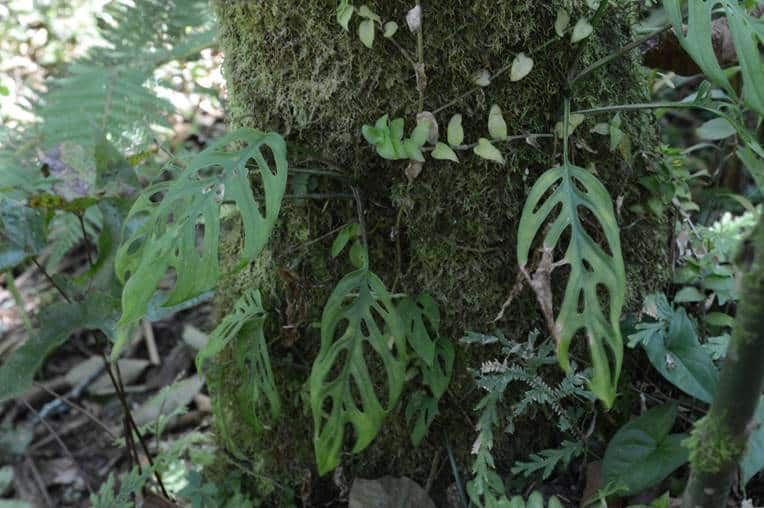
<box><xmin>209</xmin><ymin>0</ymin><xmax>670</xmax><ymax>503</ymax></box>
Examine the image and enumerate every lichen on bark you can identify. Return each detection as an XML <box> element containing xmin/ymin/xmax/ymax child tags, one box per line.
<box><xmin>209</xmin><ymin>0</ymin><xmax>670</xmax><ymax>501</ymax></box>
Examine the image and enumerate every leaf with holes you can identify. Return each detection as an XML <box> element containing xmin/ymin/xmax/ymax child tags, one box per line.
<box><xmin>664</xmin><ymin>0</ymin><xmax>764</xmax><ymax>116</ymax></box>
<box><xmin>517</xmin><ymin>159</ymin><xmax>626</xmax><ymax>408</ymax></box>
<box><xmin>399</xmin><ymin>294</ymin><xmax>440</xmax><ymax>367</ymax></box>
<box><xmin>309</xmin><ymin>268</ymin><xmax>408</xmax><ymax>475</ymax></box>
<box><xmin>114</xmin><ymin>129</ymin><xmax>288</xmax><ymax>360</ymax></box>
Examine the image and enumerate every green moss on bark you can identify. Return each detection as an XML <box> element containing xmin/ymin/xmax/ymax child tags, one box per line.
<box><xmin>209</xmin><ymin>0</ymin><xmax>670</xmax><ymax>502</ymax></box>
<box><xmin>684</xmin><ymin>415</ymin><xmax>747</xmax><ymax>474</ymax></box>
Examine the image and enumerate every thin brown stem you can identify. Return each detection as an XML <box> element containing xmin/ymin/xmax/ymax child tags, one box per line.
<box><xmin>32</xmin><ymin>258</ymin><xmax>72</xmax><ymax>303</ymax></box>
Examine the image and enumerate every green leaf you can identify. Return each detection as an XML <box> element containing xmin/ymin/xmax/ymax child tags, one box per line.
<box><xmin>517</xmin><ymin>159</ymin><xmax>625</xmax><ymax>407</ymax></box>
<box><xmin>431</xmin><ymin>142</ymin><xmax>459</xmax><ymax>162</ymax></box>
<box><xmin>357</xmin><ymin>5</ymin><xmax>380</xmax><ymax>23</ymax></box>
<box><xmin>399</xmin><ymin>294</ymin><xmax>440</xmax><ymax>366</ymax></box>
<box><xmin>336</xmin><ymin>1</ymin><xmax>354</xmax><ymax>30</ymax></box>
<box><xmin>196</xmin><ymin>289</ymin><xmax>280</xmax><ymax>436</ymax></box>
<box><xmin>0</xmin><ymin>198</ymin><xmax>47</xmax><ymax>271</ymax></box>
<box><xmin>488</xmin><ymin>105</ymin><xmax>508</xmax><ymax>141</ymax></box>
<box><xmin>114</xmin><ymin>129</ymin><xmax>288</xmax><ymax>359</ymax></box>
<box><xmin>309</xmin><ymin>268</ymin><xmax>408</xmax><ymax>475</ymax></box>
<box><xmin>510</xmin><ymin>53</ymin><xmax>534</xmax><ymax>82</ymax></box>
<box><xmin>447</xmin><ymin>114</ymin><xmax>465</xmax><ymax>147</ymax></box>
<box><xmin>359</xmin><ymin>19</ymin><xmax>375</xmax><ymax>48</ymax></box>
<box><xmin>511</xmin><ymin>440</ymin><xmax>584</xmax><ymax>480</ymax></box>
<box><xmin>555</xmin><ymin>9</ymin><xmax>570</xmax><ymax>37</ymax></box>
<box><xmin>696</xmin><ymin>117</ymin><xmax>737</xmax><ymax>141</ymax></box>
<box><xmin>474</xmin><ymin>138</ymin><xmax>505</xmax><ymax>164</ymax></box>
<box><xmin>383</xmin><ymin>21</ymin><xmax>399</xmax><ymax>38</ymax></box>
<box><xmin>741</xmin><ymin>397</ymin><xmax>764</xmax><ymax>484</ymax></box>
<box><xmin>410</xmin><ymin>119</ymin><xmax>432</xmax><ymax>147</ymax></box>
<box><xmin>0</xmin><ymin>292</ymin><xmax>120</xmax><ymax>403</ymax></box>
<box><xmin>571</xmin><ymin>18</ymin><xmax>593</xmax><ymax>43</ymax></box>
<box><xmin>673</xmin><ymin>286</ymin><xmax>706</xmax><ymax>303</ymax></box>
<box><xmin>331</xmin><ymin>224</ymin><xmax>361</xmax><ymax>258</ymax></box>
<box><xmin>642</xmin><ymin>308</ymin><xmax>719</xmax><ymax>404</ymax></box>
<box><xmin>405</xmin><ymin>390</ymin><xmax>439</xmax><ymax>447</ymax></box>
<box><xmin>602</xmin><ymin>403</ymin><xmax>689</xmax><ymax>495</ymax></box>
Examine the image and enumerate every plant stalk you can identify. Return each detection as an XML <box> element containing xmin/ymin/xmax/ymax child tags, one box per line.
<box><xmin>682</xmin><ymin>216</ymin><xmax>764</xmax><ymax>508</ymax></box>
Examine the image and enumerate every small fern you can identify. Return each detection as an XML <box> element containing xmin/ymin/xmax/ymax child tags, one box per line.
<box><xmin>511</xmin><ymin>440</ymin><xmax>584</xmax><ymax>480</ymax></box>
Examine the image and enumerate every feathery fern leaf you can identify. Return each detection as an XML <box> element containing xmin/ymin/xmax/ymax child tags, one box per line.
<box><xmin>113</xmin><ymin>128</ymin><xmax>288</xmax><ymax>359</ymax></box>
<box><xmin>517</xmin><ymin>101</ymin><xmax>625</xmax><ymax>408</ymax></box>
<box><xmin>309</xmin><ymin>267</ymin><xmax>408</xmax><ymax>475</ymax></box>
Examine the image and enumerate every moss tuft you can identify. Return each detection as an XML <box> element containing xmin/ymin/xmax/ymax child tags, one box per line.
<box><xmin>684</xmin><ymin>415</ymin><xmax>747</xmax><ymax>474</ymax></box>
<box><xmin>209</xmin><ymin>0</ymin><xmax>670</xmax><ymax>501</ymax></box>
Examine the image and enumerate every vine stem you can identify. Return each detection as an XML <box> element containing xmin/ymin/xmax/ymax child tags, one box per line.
<box><xmin>32</xmin><ymin>258</ymin><xmax>72</xmax><ymax>304</ymax></box>
<box><xmin>351</xmin><ymin>186</ymin><xmax>369</xmax><ymax>255</ymax></box>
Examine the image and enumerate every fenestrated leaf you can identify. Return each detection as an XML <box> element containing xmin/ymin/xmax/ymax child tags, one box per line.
<box><xmin>114</xmin><ymin>129</ymin><xmax>288</xmax><ymax>359</ymax></box>
<box><xmin>517</xmin><ymin>155</ymin><xmax>625</xmax><ymax>407</ymax></box>
<box><xmin>0</xmin><ymin>291</ymin><xmax>120</xmax><ymax>403</ymax></box>
<box><xmin>309</xmin><ymin>268</ymin><xmax>408</xmax><ymax>475</ymax></box>
<box><xmin>603</xmin><ymin>403</ymin><xmax>688</xmax><ymax>494</ymax></box>
<box><xmin>399</xmin><ymin>293</ymin><xmax>439</xmax><ymax>366</ymax></box>
<box><xmin>642</xmin><ymin>308</ymin><xmax>719</xmax><ymax>404</ymax></box>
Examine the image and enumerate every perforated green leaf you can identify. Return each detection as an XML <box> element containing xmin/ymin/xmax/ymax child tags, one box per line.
<box><xmin>517</xmin><ymin>155</ymin><xmax>625</xmax><ymax>407</ymax></box>
<box><xmin>309</xmin><ymin>268</ymin><xmax>408</xmax><ymax>475</ymax></box>
<box><xmin>114</xmin><ymin>129</ymin><xmax>288</xmax><ymax>359</ymax></box>
<box><xmin>197</xmin><ymin>289</ymin><xmax>280</xmax><ymax>437</ymax></box>
<box><xmin>399</xmin><ymin>294</ymin><xmax>440</xmax><ymax>367</ymax></box>
<box><xmin>664</xmin><ymin>0</ymin><xmax>764</xmax><ymax>116</ymax></box>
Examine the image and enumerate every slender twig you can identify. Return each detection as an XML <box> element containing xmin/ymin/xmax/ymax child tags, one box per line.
<box><xmin>32</xmin><ymin>258</ymin><xmax>72</xmax><ymax>303</ymax></box>
<box><xmin>25</xmin><ymin>454</ymin><xmax>53</xmax><ymax>508</ymax></box>
<box><xmin>23</xmin><ymin>399</ymin><xmax>94</xmax><ymax>494</ymax></box>
<box><xmin>77</xmin><ymin>213</ymin><xmax>94</xmax><ymax>268</ymax></box>
<box><xmin>569</xmin><ymin>24</ymin><xmax>672</xmax><ymax>87</ymax></box>
<box><xmin>101</xmin><ymin>353</ymin><xmax>169</xmax><ymax>498</ymax></box>
<box><xmin>32</xmin><ymin>382</ymin><xmax>116</xmax><ymax>439</ymax></box>
<box><xmin>285</xmin><ymin>224</ymin><xmax>348</xmax><ymax>254</ymax></box>
<box><xmin>351</xmin><ymin>186</ymin><xmax>368</xmax><ymax>253</ymax></box>
<box><xmin>289</xmin><ymin>168</ymin><xmax>351</xmax><ymax>179</ymax></box>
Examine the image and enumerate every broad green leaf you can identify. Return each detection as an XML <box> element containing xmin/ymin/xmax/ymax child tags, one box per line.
<box><xmin>571</xmin><ymin>18</ymin><xmax>593</xmax><ymax>43</ymax></box>
<box><xmin>197</xmin><ymin>290</ymin><xmax>280</xmax><ymax>437</ymax></box>
<box><xmin>383</xmin><ymin>21</ymin><xmax>399</xmax><ymax>38</ymax></box>
<box><xmin>474</xmin><ymin>138</ymin><xmax>505</xmax><ymax>164</ymax></box>
<box><xmin>309</xmin><ymin>268</ymin><xmax>408</xmax><ymax>475</ymax></box>
<box><xmin>555</xmin><ymin>9</ymin><xmax>570</xmax><ymax>37</ymax></box>
<box><xmin>517</xmin><ymin>159</ymin><xmax>625</xmax><ymax>407</ymax></box>
<box><xmin>741</xmin><ymin>397</ymin><xmax>764</xmax><ymax>484</ymax></box>
<box><xmin>673</xmin><ymin>286</ymin><xmax>706</xmax><ymax>303</ymax></box>
<box><xmin>510</xmin><ymin>53</ymin><xmax>534</xmax><ymax>82</ymax></box>
<box><xmin>696</xmin><ymin>117</ymin><xmax>737</xmax><ymax>141</ymax></box>
<box><xmin>432</xmin><ymin>142</ymin><xmax>459</xmax><ymax>162</ymax></box>
<box><xmin>336</xmin><ymin>1</ymin><xmax>354</xmax><ymax>30</ymax></box>
<box><xmin>447</xmin><ymin>114</ymin><xmax>465</xmax><ymax>147</ymax></box>
<box><xmin>114</xmin><ymin>129</ymin><xmax>288</xmax><ymax>359</ymax></box>
<box><xmin>488</xmin><ymin>105</ymin><xmax>508</xmax><ymax>141</ymax></box>
<box><xmin>602</xmin><ymin>403</ymin><xmax>688</xmax><ymax>494</ymax></box>
<box><xmin>359</xmin><ymin>19</ymin><xmax>375</xmax><ymax>48</ymax></box>
<box><xmin>642</xmin><ymin>308</ymin><xmax>719</xmax><ymax>404</ymax></box>
<box><xmin>410</xmin><ymin>119</ymin><xmax>432</xmax><ymax>147</ymax></box>
<box><xmin>331</xmin><ymin>223</ymin><xmax>361</xmax><ymax>258</ymax></box>
<box><xmin>0</xmin><ymin>292</ymin><xmax>120</xmax><ymax>402</ymax></box>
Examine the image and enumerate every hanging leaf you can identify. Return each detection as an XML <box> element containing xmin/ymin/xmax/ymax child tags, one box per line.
<box><xmin>431</xmin><ymin>142</ymin><xmax>459</xmax><ymax>162</ymax></box>
<box><xmin>358</xmin><ymin>19</ymin><xmax>375</xmax><ymax>48</ymax></box>
<box><xmin>555</xmin><ymin>9</ymin><xmax>571</xmax><ymax>37</ymax></box>
<box><xmin>114</xmin><ymin>129</ymin><xmax>288</xmax><ymax>359</ymax></box>
<box><xmin>474</xmin><ymin>138</ymin><xmax>505</xmax><ymax>164</ymax></box>
<box><xmin>510</xmin><ymin>53</ymin><xmax>534</xmax><ymax>82</ymax></box>
<box><xmin>571</xmin><ymin>18</ymin><xmax>593</xmax><ymax>43</ymax></box>
<box><xmin>447</xmin><ymin>114</ymin><xmax>465</xmax><ymax>147</ymax></box>
<box><xmin>488</xmin><ymin>105</ymin><xmax>508</xmax><ymax>141</ymax></box>
<box><xmin>309</xmin><ymin>268</ymin><xmax>408</xmax><ymax>475</ymax></box>
<box><xmin>602</xmin><ymin>403</ymin><xmax>688</xmax><ymax>495</ymax></box>
<box><xmin>336</xmin><ymin>0</ymin><xmax>354</xmax><ymax>31</ymax></box>
<box><xmin>664</xmin><ymin>0</ymin><xmax>764</xmax><ymax>116</ymax></box>
<box><xmin>696</xmin><ymin>117</ymin><xmax>737</xmax><ymax>141</ymax></box>
<box><xmin>517</xmin><ymin>154</ymin><xmax>625</xmax><ymax>407</ymax></box>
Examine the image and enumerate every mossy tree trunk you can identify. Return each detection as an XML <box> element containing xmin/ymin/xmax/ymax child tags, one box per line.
<box><xmin>210</xmin><ymin>0</ymin><xmax>669</xmax><ymax>501</ymax></box>
<box><xmin>682</xmin><ymin>218</ymin><xmax>764</xmax><ymax>508</ymax></box>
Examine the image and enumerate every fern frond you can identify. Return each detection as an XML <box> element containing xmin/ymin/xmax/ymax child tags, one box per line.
<box><xmin>511</xmin><ymin>440</ymin><xmax>584</xmax><ymax>480</ymax></box>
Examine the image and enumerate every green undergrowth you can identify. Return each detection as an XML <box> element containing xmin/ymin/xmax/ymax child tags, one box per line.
<box><xmin>208</xmin><ymin>0</ymin><xmax>670</xmax><ymax>501</ymax></box>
